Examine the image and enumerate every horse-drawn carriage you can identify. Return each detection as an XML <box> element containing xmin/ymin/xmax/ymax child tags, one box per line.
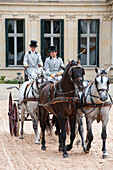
<box><xmin>7</xmin><ymin>73</ymin><xmax>27</xmax><ymax>137</ymax></box>
<box><xmin>7</xmin><ymin>61</ymin><xmax>113</xmax><ymax>159</ymax></box>
<box><xmin>7</xmin><ymin>68</ymin><xmax>44</xmax><ymax>137</ymax></box>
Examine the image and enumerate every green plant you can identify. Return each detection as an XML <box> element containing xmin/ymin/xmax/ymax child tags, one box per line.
<box><xmin>0</xmin><ymin>76</ymin><xmax>6</xmax><ymax>80</ymax></box>
<box><xmin>0</xmin><ymin>78</ymin><xmax>18</xmax><ymax>84</ymax></box>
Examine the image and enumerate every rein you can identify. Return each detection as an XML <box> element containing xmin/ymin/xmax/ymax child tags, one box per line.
<box><xmin>22</xmin><ymin>80</ymin><xmax>39</xmax><ymax>105</ymax></box>
<box><xmin>48</xmin><ymin>64</ymin><xmax>82</xmax><ymax>100</ymax></box>
<box><xmin>25</xmin><ymin>68</ymin><xmax>44</xmax><ymax>82</ymax></box>
<box><xmin>25</xmin><ymin>69</ymin><xmax>34</xmax><ymax>80</ymax></box>
<box><xmin>23</xmin><ymin>68</ymin><xmax>46</xmax><ymax>104</ymax></box>
<box><xmin>46</xmin><ymin>63</ymin><xmax>83</xmax><ymax>117</ymax></box>
<box><xmin>39</xmin><ymin>96</ymin><xmax>112</xmax><ymax>108</ymax></box>
<box><xmin>56</xmin><ymin>89</ymin><xmax>75</xmax><ymax>95</ymax></box>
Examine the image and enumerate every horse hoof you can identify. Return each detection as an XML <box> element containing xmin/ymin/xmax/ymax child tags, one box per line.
<box><xmin>55</xmin><ymin>130</ymin><xmax>58</xmax><ymax>136</ymax></box>
<box><xmin>35</xmin><ymin>141</ymin><xmax>40</xmax><ymax>145</ymax></box>
<box><xmin>19</xmin><ymin>136</ymin><xmax>24</xmax><ymax>139</ymax></box>
<box><xmin>63</xmin><ymin>153</ymin><xmax>69</xmax><ymax>158</ymax></box>
<box><xmin>84</xmin><ymin>149</ymin><xmax>89</xmax><ymax>153</ymax></box>
<box><xmin>41</xmin><ymin>146</ymin><xmax>46</xmax><ymax>151</ymax></box>
<box><xmin>83</xmin><ymin>146</ymin><xmax>89</xmax><ymax>153</ymax></box>
<box><xmin>58</xmin><ymin>147</ymin><xmax>63</xmax><ymax>152</ymax></box>
<box><xmin>76</xmin><ymin>140</ymin><xmax>81</xmax><ymax>148</ymax></box>
<box><xmin>66</xmin><ymin>145</ymin><xmax>72</xmax><ymax>151</ymax></box>
<box><xmin>35</xmin><ymin>138</ymin><xmax>40</xmax><ymax>144</ymax></box>
<box><xmin>102</xmin><ymin>152</ymin><xmax>108</xmax><ymax>159</ymax></box>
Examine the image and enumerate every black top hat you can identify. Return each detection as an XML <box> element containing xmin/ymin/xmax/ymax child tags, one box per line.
<box><xmin>49</xmin><ymin>46</ymin><xmax>58</xmax><ymax>52</ymax></box>
<box><xmin>29</xmin><ymin>40</ymin><xmax>38</xmax><ymax>47</ymax></box>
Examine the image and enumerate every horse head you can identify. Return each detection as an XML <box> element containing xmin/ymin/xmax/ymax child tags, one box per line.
<box><xmin>95</xmin><ymin>67</ymin><xmax>110</xmax><ymax>102</ymax></box>
<box><xmin>67</xmin><ymin>60</ymin><xmax>85</xmax><ymax>92</ymax></box>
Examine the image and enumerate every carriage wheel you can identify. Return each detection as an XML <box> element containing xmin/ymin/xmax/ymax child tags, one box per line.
<box><xmin>12</xmin><ymin>103</ymin><xmax>19</xmax><ymax>137</ymax></box>
<box><xmin>8</xmin><ymin>92</ymin><xmax>13</xmax><ymax>136</ymax></box>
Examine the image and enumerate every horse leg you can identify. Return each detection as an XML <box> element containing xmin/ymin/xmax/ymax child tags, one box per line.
<box><xmin>66</xmin><ymin>114</ymin><xmax>76</xmax><ymax>151</ymax></box>
<box><xmin>56</xmin><ymin>119</ymin><xmax>63</xmax><ymax>152</ymax></box>
<box><xmin>19</xmin><ymin>104</ymin><xmax>25</xmax><ymax>139</ymax></box>
<box><xmin>40</xmin><ymin>107</ymin><xmax>47</xmax><ymax>150</ymax></box>
<box><xmin>52</xmin><ymin>115</ymin><xmax>62</xmax><ymax>151</ymax></box>
<box><xmin>85</xmin><ymin>118</ymin><xmax>93</xmax><ymax>153</ymax></box>
<box><xmin>32</xmin><ymin>113</ymin><xmax>40</xmax><ymax>145</ymax></box>
<box><xmin>59</xmin><ymin>113</ymin><xmax>68</xmax><ymax>158</ymax></box>
<box><xmin>101</xmin><ymin>120</ymin><xmax>108</xmax><ymax>158</ymax></box>
<box><xmin>78</xmin><ymin>117</ymin><xmax>86</xmax><ymax>151</ymax></box>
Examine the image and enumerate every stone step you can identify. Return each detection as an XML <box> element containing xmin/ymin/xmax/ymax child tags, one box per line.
<box><xmin>0</xmin><ymin>84</ymin><xmax>19</xmax><ymax>99</ymax></box>
<box><xmin>109</xmin><ymin>76</ymin><xmax>113</xmax><ymax>83</ymax></box>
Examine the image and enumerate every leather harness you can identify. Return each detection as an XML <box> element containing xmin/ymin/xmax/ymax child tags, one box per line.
<box><xmin>22</xmin><ymin>77</ymin><xmax>112</xmax><ymax>122</ymax></box>
<box><xmin>45</xmin><ymin>80</ymin><xmax>112</xmax><ymax>121</ymax></box>
<box><xmin>22</xmin><ymin>81</ymin><xmax>39</xmax><ymax>104</ymax></box>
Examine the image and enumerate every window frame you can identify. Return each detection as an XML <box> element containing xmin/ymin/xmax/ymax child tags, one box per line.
<box><xmin>78</xmin><ymin>19</ymin><xmax>99</xmax><ymax>67</ymax></box>
<box><xmin>44</xmin><ymin>20</ymin><xmax>60</xmax><ymax>45</ymax></box>
<box><xmin>41</xmin><ymin>19</ymin><xmax>64</xmax><ymax>63</ymax></box>
<box><xmin>5</xmin><ymin>19</ymin><xmax>25</xmax><ymax>67</ymax></box>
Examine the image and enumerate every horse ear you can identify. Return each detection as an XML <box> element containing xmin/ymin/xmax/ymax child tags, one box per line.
<box><xmin>60</xmin><ymin>65</ymin><xmax>65</xmax><ymax>70</ymax></box>
<box><xmin>78</xmin><ymin>59</ymin><xmax>81</xmax><ymax>65</ymax></box>
<box><xmin>82</xmin><ymin>68</ymin><xmax>85</xmax><ymax>75</ymax></box>
<box><xmin>68</xmin><ymin>60</ymin><xmax>71</xmax><ymax>66</ymax></box>
<box><xmin>105</xmin><ymin>67</ymin><xmax>110</xmax><ymax>74</ymax></box>
<box><xmin>95</xmin><ymin>67</ymin><xmax>98</xmax><ymax>73</ymax></box>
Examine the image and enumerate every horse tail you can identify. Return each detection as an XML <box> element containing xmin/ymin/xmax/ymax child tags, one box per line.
<box><xmin>38</xmin><ymin>106</ymin><xmax>41</xmax><ymax>121</ymax></box>
<box><xmin>52</xmin><ymin>115</ymin><xmax>60</xmax><ymax>136</ymax></box>
<box><xmin>52</xmin><ymin>114</ymin><xmax>57</xmax><ymax>126</ymax></box>
<box><xmin>46</xmin><ymin>114</ymin><xmax>52</xmax><ymax>132</ymax></box>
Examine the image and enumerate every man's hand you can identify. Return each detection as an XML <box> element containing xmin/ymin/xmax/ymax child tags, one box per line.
<box><xmin>56</xmin><ymin>72</ymin><xmax>62</xmax><ymax>77</ymax></box>
<box><xmin>24</xmin><ymin>64</ymin><xmax>29</xmax><ymax>68</ymax></box>
<box><xmin>50</xmin><ymin>74</ymin><xmax>55</xmax><ymax>79</ymax></box>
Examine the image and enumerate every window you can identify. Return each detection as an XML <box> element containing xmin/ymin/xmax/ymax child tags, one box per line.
<box><xmin>5</xmin><ymin>19</ymin><xmax>25</xmax><ymax>66</ymax></box>
<box><xmin>41</xmin><ymin>20</ymin><xmax>64</xmax><ymax>62</ymax></box>
<box><xmin>78</xmin><ymin>20</ymin><xmax>99</xmax><ymax>66</ymax></box>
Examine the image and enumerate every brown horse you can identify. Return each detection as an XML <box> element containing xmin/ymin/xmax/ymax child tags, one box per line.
<box><xmin>39</xmin><ymin>60</ymin><xmax>85</xmax><ymax>158</ymax></box>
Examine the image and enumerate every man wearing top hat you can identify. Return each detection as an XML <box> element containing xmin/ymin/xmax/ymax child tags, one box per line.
<box><xmin>23</xmin><ymin>40</ymin><xmax>43</xmax><ymax>80</ymax></box>
<box><xmin>44</xmin><ymin>46</ymin><xmax>64</xmax><ymax>82</ymax></box>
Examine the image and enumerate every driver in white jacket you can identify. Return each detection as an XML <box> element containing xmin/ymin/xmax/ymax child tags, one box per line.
<box><xmin>44</xmin><ymin>46</ymin><xmax>64</xmax><ymax>82</ymax></box>
<box><xmin>23</xmin><ymin>40</ymin><xmax>43</xmax><ymax>80</ymax></box>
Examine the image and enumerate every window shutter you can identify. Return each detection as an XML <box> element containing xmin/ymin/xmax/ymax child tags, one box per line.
<box><xmin>97</xmin><ymin>19</ymin><xmax>100</xmax><ymax>67</ymax></box>
<box><xmin>5</xmin><ymin>19</ymin><xmax>8</xmax><ymax>67</ymax></box>
<box><xmin>78</xmin><ymin>19</ymin><xmax>81</xmax><ymax>60</ymax></box>
<box><xmin>41</xmin><ymin>19</ymin><xmax>44</xmax><ymax>63</ymax></box>
<box><xmin>60</xmin><ymin>19</ymin><xmax>64</xmax><ymax>61</ymax></box>
<box><xmin>23</xmin><ymin>19</ymin><xmax>25</xmax><ymax>58</ymax></box>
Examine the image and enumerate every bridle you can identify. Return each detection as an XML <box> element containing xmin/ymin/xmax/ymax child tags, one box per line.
<box><xmin>53</xmin><ymin>64</ymin><xmax>84</xmax><ymax>98</ymax></box>
<box><xmin>95</xmin><ymin>74</ymin><xmax>110</xmax><ymax>97</ymax></box>
<box><xmin>80</xmin><ymin>74</ymin><xmax>112</xmax><ymax>119</ymax></box>
<box><xmin>68</xmin><ymin>65</ymin><xmax>84</xmax><ymax>86</ymax></box>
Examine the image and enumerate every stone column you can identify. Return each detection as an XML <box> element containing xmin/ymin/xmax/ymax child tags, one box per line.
<box><xmin>28</xmin><ymin>14</ymin><xmax>40</xmax><ymax>52</ymax></box>
<box><xmin>101</xmin><ymin>14</ymin><xmax>112</xmax><ymax>67</ymax></box>
<box><xmin>0</xmin><ymin>15</ymin><xmax>2</xmax><ymax>67</ymax></box>
<box><xmin>112</xmin><ymin>18</ymin><xmax>113</xmax><ymax>65</ymax></box>
<box><xmin>65</xmin><ymin>15</ymin><xmax>76</xmax><ymax>63</ymax></box>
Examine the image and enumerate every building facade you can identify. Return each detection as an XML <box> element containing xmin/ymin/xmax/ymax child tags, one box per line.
<box><xmin>0</xmin><ymin>0</ymin><xmax>113</xmax><ymax>80</ymax></box>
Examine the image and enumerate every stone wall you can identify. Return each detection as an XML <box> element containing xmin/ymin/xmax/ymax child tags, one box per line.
<box><xmin>0</xmin><ymin>0</ymin><xmax>113</xmax><ymax>81</ymax></box>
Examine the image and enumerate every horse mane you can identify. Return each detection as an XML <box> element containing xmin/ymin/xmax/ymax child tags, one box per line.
<box><xmin>60</xmin><ymin>60</ymin><xmax>80</xmax><ymax>93</ymax></box>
